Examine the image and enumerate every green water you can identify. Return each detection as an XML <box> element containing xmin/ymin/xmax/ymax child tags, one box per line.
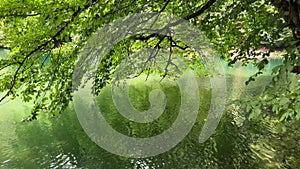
<box><xmin>0</xmin><ymin>80</ymin><xmax>255</xmax><ymax>168</ymax></box>
<box><xmin>0</xmin><ymin>52</ymin><xmax>286</xmax><ymax>168</ymax></box>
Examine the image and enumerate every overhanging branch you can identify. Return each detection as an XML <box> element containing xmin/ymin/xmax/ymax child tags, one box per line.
<box><xmin>133</xmin><ymin>0</ymin><xmax>217</xmax><ymax>41</ymax></box>
<box><xmin>0</xmin><ymin>0</ymin><xmax>99</xmax><ymax>103</ymax></box>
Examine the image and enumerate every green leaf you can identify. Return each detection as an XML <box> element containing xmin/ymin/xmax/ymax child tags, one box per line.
<box><xmin>279</xmin><ymin>98</ymin><xmax>289</xmax><ymax>106</ymax></box>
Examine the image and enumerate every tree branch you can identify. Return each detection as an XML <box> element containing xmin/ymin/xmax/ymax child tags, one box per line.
<box><xmin>134</xmin><ymin>35</ymin><xmax>166</xmax><ymax>79</ymax></box>
<box><xmin>161</xmin><ymin>34</ymin><xmax>174</xmax><ymax>80</ymax></box>
<box><xmin>0</xmin><ymin>45</ymin><xmax>10</xmax><ymax>50</ymax></box>
<box><xmin>0</xmin><ymin>13</ymin><xmax>40</xmax><ymax>18</ymax></box>
<box><xmin>131</xmin><ymin>0</ymin><xmax>216</xmax><ymax>79</ymax></box>
<box><xmin>133</xmin><ymin>0</ymin><xmax>217</xmax><ymax>41</ymax></box>
<box><xmin>0</xmin><ymin>0</ymin><xmax>99</xmax><ymax>103</ymax></box>
<box><xmin>183</xmin><ymin>0</ymin><xmax>217</xmax><ymax>20</ymax></box>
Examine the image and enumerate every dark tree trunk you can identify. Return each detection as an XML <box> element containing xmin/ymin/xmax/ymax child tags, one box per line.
<box><xmin>269</xmin><ymin>0</ymin><xmax>300</xmax><ymax>72</ymax></box>
<box><xmin>269</xmin><ymin>0</ymin><xmax>300</xmax><ymax>41</ymax></box>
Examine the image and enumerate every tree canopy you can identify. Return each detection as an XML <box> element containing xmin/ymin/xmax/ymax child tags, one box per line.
<box><xmin>0</xmin><ymin>0</ymin><xmax>299</xmax><ymax>121</ymax></box>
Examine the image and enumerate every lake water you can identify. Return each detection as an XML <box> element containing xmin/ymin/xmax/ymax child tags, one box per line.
<box><xmin>0</xmin><ymin>50</ymin><xmax>286</xmax><ymax>168</ymax></box>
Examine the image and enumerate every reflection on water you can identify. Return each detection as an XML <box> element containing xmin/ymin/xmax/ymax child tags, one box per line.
<box><xmin>50</xmin><ymin>153</ymin><xmax>77</xmax><ymax>169</ymax></box>
<box><xmin>0</xmin><ymin>59</ymin><xmax>290</xmax><ymax>168</ymax></box>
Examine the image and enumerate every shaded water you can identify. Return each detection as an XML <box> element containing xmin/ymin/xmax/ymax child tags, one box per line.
<box><xmin>0</xmin><ymin>56</ymin><xmax>285</xmax><ymax>168</ymax></box>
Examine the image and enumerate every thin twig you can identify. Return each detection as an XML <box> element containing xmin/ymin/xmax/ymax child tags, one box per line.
<box><xmin>160</xmin><ymin>31</ymin><xmax>173</xmax><ymax>82</ymax></box>
<box><xmin>134</xmin><ymin>35</ymin><xmax>166</xmax><ymax>78</ymax></box>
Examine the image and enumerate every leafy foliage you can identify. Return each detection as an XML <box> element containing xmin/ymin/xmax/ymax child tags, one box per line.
<box><xmin>0</xmin><ymin>0</ymin><xmax>299</xmax><ymax>122</ymax></box>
